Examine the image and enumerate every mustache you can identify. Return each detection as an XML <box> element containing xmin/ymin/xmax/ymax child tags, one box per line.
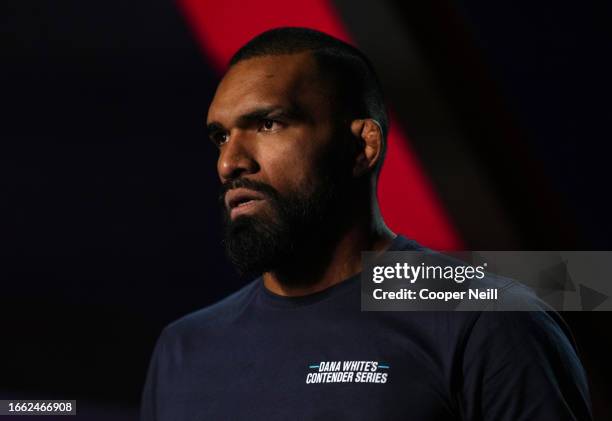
<box><xmin>218</xmin><ymin>178</ymin><xmax>280</xmax><ymax>207</ymax></box>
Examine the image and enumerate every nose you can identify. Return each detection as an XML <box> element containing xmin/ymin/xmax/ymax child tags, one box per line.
<box><xmin>217</xmin><ymin>129</ymin><xmax>259</xmax><ymax>182</ymax></box>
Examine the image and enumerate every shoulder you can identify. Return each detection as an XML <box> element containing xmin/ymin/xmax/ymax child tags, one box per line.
<box><xmin>159</xmin><ymin>278</ymin><xmax>261</xmax><ymax>343</ymax></box>
<box><xmin>454</xmin><ymin>272</ymin><xmax>577</xmax><ymax>348</ymax></box>
<box><xmin>457</xmin><ymin>288</ymin><xmax>587</xmax><ymax>396</ymax></box>
<box><xmin>458</xmin><ymin>305</ymin><xmax>591</xmax><ymax>419</ymax></box>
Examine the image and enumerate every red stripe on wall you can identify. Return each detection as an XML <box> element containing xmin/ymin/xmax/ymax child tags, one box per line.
<box><xmin>178</xmin><ymin>0</ymin><xmax>462</xmax><ymax>249</ymax></box>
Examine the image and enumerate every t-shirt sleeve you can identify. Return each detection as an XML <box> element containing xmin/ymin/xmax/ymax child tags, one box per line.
<box><xmin>140</xmin><ymin>328</ymin><xmax>168</xmax><ymax>421</ymax></box>
<box><xmin>459</xmin><ymin>310</ymin><xmax>592</xmax><ymax>421</ymax></box>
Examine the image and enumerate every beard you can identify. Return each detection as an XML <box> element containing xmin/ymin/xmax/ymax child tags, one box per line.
<box><xmin>220</xmin><ymin>169</ymin><xmax>347</xmax><ymax>278</ymax></box>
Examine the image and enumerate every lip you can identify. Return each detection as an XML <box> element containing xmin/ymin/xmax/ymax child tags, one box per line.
<box><xmin>225</xmin><ymin>188</ymin><xmax>266</xmax><ymax>219</ymax></box>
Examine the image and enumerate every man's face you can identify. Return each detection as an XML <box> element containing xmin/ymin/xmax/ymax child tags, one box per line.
<box><xmin>206</xmin><ymin>52</ymin><xmax>353</xmax><ymax>276</ymax></box>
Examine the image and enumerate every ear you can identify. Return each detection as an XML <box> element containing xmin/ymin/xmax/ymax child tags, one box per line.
<box><xmin>350</xmin><ymin>118</ymin><xmax>384</xmax><ymax>177</ymax></box>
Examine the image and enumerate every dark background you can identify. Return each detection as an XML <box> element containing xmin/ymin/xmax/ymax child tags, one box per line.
<box><xmin>2</xmin><ymin>0</ymin><xmax>611</xmax><ymax>419</ymax></box>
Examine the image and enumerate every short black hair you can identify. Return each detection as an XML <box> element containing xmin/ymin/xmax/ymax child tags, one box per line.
<box><xmin>229</xmin><ymin>27</ymin><xmax>389</xmax><ymax>175</ymax></box>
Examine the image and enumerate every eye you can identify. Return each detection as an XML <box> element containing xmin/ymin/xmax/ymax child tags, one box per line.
<box><xmin>210</xmin><ymin>131</ymin><xmax>229</xmax><ymax>147</ymax></box>
<box><xmin>260</xmin><ymin>118</ymin><xmax>279</xmax><ymax>132</ymax></box>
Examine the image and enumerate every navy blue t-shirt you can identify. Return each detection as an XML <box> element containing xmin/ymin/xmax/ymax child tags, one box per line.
<box><xmin>141</xmin><ymin>235</ymin><xmax>591</xmax><ymax>420</ymax></box>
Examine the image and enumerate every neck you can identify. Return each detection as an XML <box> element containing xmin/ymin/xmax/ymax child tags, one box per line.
<box><xmin>262</xmin><ymin>197</ymin><xmax>395</xmax><ymax>297</ymax></box>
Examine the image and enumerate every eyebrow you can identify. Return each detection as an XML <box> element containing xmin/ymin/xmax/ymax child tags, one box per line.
<box><xmin>206</xmin><ymin>104</ymin><xmax>306</xmax><ymax>134</ymax></box>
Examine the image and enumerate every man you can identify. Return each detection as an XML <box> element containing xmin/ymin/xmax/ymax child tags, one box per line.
<box><xmin>141</xmin><ymin>27</ymin><xmax>591</xmax><ymax>420</ymax></box>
